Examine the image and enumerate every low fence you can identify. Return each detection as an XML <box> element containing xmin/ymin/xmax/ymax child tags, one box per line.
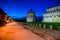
<box><xmin>23</xmin><ymin>22</ymin><xmax>60</xmax><ymax>31</ymax></box>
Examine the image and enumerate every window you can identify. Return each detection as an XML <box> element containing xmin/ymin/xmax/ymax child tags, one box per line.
<box><xmin>50</xmin><ymin>16</ymin><xmax>52</xmax><ymax>18</ymax></box>
<box><xmin>44</xmin><ymin>16</ymin><xmax>46</xmax><ymax>18</ymax></box>
<box><xmin>54</xmin><ymin>16</ymin><xmax>56</xmax><ymax>18</ymax></box>
<box><xmin>47</xmin><ymin>16</ymin><xmax>48</xmax><ymax>18</ymax></box>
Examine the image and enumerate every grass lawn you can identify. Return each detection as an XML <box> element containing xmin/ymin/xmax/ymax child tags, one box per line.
<box><xmin>23</xmin><ymin>22</ymin><xmax>60</xmax><ymax>30</ymax></box>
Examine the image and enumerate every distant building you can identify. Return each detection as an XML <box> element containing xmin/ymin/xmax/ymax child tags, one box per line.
<box><xmin>26</xmin><ymin>9</ymin><xmax>36</xmax><ymax>22</ymax></box>
<box><xmin>43</xmin><ymin>6</ymin><xmax>60</xmax><ymax>22</ymax></box>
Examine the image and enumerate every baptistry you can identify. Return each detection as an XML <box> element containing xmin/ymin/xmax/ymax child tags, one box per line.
<box><xmin>26</xmin><ymin>9</ymin><xmax>36</xmax><ymax>22</ymax></box>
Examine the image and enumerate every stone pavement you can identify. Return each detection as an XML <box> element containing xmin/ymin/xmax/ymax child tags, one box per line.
<box><xmin>0</xmin><ymin>22</ymin><xmax>45</xmax><ymax>40</ymax></box>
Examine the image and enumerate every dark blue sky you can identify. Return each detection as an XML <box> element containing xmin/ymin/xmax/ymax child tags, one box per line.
<box><xmin>0</xmin><ymin>0</ymin><xmax>60</xmax><ymax>19</ymax></box>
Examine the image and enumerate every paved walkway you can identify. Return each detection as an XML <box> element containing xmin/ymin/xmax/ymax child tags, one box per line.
<box><xmin>0</xmin><ymin>22</ymin><xmax>45</xmax><ymax>40</ymax></box>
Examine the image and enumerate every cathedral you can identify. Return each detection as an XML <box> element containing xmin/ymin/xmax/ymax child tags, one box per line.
<box><xmin>26</xmin><ymin>9</ymin><xmax>36</xmax><ymax>22</ymax></box>
<box><xmin>43</xmin><ymin>6</ymin><xmax>60</xmax><ymax>22</ymax></box>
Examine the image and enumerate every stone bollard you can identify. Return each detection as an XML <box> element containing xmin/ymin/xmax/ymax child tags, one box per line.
<box><xmin>29</xmin><ymin>24</ymin><xmax>30</xmax><ymax>26</ymax></box>
<box><xmin>33</xmin><ymin>24</ymin><xmax>35</xmax><ymax>26</ymax></box>
<box><xmin>32</xmin><ymin>24</ymin><xmax>33</xmax><ymax>26</ymax></box>
<box><xmin>31</xmin><ymin>24</ymin><xmax>32</xmax><ymax>26</ymax></box>
<box><xmin>43</xmin><ymin>24</ymin><xmax>46</xmax><ymax>29</ymax></box>
<box><xmin>39</xmin><ymin>24</ymin><xmax>41</xmax><ymax>27</ymax></box>
<box><xmin>58</xmin><ymin>26</ymin><xmax>60</xmax><ymax>31</ymax></box>
<box><xmin>50</xmin><ymin>25</ymin><xmax>53</xmax><ymax>30</ymax></box>
<box><xmin>36</xmin><ymin>24</ymin><xmax>38</xmax><ymax>27</ymax></box>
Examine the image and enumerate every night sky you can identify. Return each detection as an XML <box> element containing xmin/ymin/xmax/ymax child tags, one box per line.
<box><xmin>0</xmin><ymin>0</ymin><xmax>60</xmax><ymax>19</ymax></box>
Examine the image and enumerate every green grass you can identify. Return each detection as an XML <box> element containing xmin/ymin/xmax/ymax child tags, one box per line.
<box><xmin>23</xmin><ymin>22</ymin><xmax>60</xmax><ymax>30</ymax></box>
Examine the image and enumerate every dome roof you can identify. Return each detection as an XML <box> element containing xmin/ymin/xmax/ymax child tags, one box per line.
<box><xmin>27</xmin><ymin>9</ymin><xmax>35</xmax><ymax>15</ymax></box>
<box><xmin>28</xmin><ymin>9</ymin><xmax>34</xmax><ymax>13</ymax></box>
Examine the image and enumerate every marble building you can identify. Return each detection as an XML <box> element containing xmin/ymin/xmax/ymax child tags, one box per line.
<box><xmin>43</xmin><ymin>6</ymin><xmax>60</xmax><ymax>22</ymax></box>
<box><xmin>26</xmin><ymin>9</ymin><xmax>36</xmax><ymax>22</ymax></box>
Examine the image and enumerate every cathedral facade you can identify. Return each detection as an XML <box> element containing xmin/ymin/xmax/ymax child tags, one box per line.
<box><xmin>26</xmin><ymin>9</ymin><xmax>36</xmax><ymax>22</ymax></box>
<box><xmin>43</xmin><ymin>6</ymin><xmax>60</xmax><ymax>22</ymax></box>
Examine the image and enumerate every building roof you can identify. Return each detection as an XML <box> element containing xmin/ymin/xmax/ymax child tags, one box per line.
<box><xmin>44</xmin><ymin>9</ymin><xmax>60</xmax><ymax>13</ymax></box>
<box><xmin>47</xmin><ymin>5</ymin><xmax>60</xmax><ymax>9</ymax></box>
<box><xmin>0</xmin><ymin>8</ymin><xmax>7</xmax><ymax>20</ymax></box>
<box><xmin>0</xmin><ymin>8</ymin><xmax>6</xmax><ymax>15</ymax></box>
<box><xmin>27</xmin><ymin>9</ymin><xmax>36</xmax><ymax>17</ymax></box>
<box><xmin>28</xmin><ymin>9</ymin><xmax>35</xmax><ymax>13</ymax></box>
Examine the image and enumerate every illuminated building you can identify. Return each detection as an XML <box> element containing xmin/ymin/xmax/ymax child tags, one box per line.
<box><xmin>26</xmin><ymin>9</ymin><xmax>36</xmax><ymax>22</ymax></box>
<box><xmin>43</xmin><ymin>6</ymin><xmax>60</xmax><ymax>22</ymax></box>
<box><xmin>0</xmin><ymin>8</ymin><xmax>6</xmax><ymax>21</ymax></box>
<box><xmin>0</xmin><ymin>8</ymin><xmax>11</xmax><ymax>23</ymax></box>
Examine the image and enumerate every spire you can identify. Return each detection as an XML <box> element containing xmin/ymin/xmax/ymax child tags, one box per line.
<box><xmin>28</xmin><ymin>9</ymin><xmax>34</xmax><ymax>13</ymax></box>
